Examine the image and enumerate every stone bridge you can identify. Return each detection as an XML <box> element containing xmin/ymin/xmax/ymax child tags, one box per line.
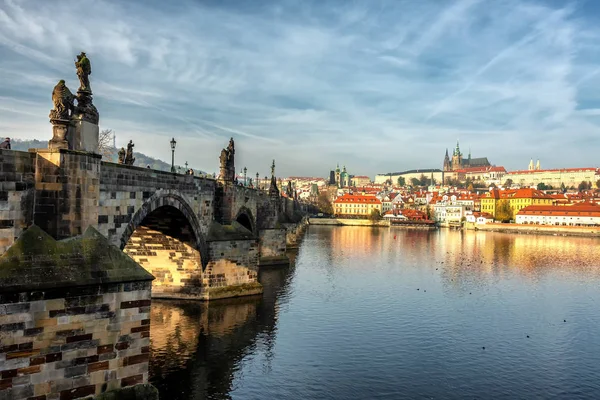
<box><xmin>0</xmin><ymin>145</ymin><xmax>311</xmax><ymax>301</ymax></box>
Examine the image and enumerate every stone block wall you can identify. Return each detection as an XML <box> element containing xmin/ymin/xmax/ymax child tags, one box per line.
<box><xmin>0</xmin><ymin>150</ymin><xmax>35</xmax><ymax>255</ymax></box>
<box><xmin>33</xmin><ymin>149</ymin><xmax>101</xmax><ymax>240</ymax></box>
<box><xmin>98</xmin><ymin>163</ymin><xmax>215</xmax><ymax>248</ymax></box>
<box><xmin>0</xmin><ymin>282</ymin><xmax>152</xmax><ymax>400</ymax></box>
<box><xmin>203</xmin><ymin>239</ymin><xmax>262</xmax><ymax>300</ymax></box>
<box><xmin>283</xmin><ymin>218</ymin><xmax>309</xmax><ymax>248</ymax></box>
<box><xmin>258</xmin><ymin>228</ymin><xmax>287</xmax><ymax>259</ymax></box>
<box><xmin>124</xmin><ymin>226</ymin><xmax>202</xmax><ymax>299</ymax></box>
<box><xmin>228</xmin><ymin>185</ymin><xmax>258</xmax><ymax>227</ymax></box>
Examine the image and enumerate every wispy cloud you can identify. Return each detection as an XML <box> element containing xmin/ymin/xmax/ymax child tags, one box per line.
<box><xmin>1</xmin><ymin>0</ymin><xmax>600</xmax><ymax>176</ymax></box>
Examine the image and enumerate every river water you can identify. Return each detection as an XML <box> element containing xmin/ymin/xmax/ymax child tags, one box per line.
<box><xmin>148</xmin><ymin>226</ymin><xmax>600</xmax><ymax>399</ymax></box>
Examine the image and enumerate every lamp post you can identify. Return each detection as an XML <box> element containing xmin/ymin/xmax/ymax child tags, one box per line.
<box><xmin>256</xmin><ymin>172</ymin><xmax>259</xmax><ymax>190</ymax></box>
<box><xmin>243</xmin><ymin>167</ymin><xmax>247</xmax><ymax>186</ymax></box>
<box><xmin>170</xmin><ymin>137</ymin><xmax>176</xmax><ymax>173</ymax></box>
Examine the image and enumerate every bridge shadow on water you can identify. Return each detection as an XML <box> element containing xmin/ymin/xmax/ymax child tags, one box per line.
<box><xmin>148</xmin><ymin>252</ymin><xmax>297</xmax><ymax>399</ymax></box>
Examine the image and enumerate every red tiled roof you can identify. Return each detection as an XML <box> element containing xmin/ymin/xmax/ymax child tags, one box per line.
<box><xmin>517</xmin><ymin>202</ymin><xmax>600</xmax><ymax>216</ymax></box>
<box><xmin>334</xmin><ymin>194</ymin><xmax>382</xmax><ymax>204</ymax></box>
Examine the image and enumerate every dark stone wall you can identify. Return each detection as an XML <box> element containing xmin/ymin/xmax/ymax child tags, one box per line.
<box><xmin>0</xmin><ymin>150</ymin><xmax>36</xmax><ymax>254</ymax></box>
<box><xmin>33</xmin><ymin>150</ymin><xmax>102</xmax><ymax>240</ymax></box>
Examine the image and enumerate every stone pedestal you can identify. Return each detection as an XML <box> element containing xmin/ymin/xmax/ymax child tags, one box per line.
<box><xmin>70</xmin><ymin>89</ymin><xmax>100</xmax><ymax>152</ymax></box>
<box><xmin>48</xmin><ymin>119</ymin><xmax>70</xmax><ymax>150</ymax></box>
<box><xmin>70</xmin><ymin>119</ymin><xmax>99</xmax><ymax>152</ymax></box>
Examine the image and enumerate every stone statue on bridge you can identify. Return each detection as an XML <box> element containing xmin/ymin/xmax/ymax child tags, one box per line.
<box><xmin>48</xmin><ymin>80</ymin><xmax>76</xmax><ymax>149</ymax></box>
<box><xmin>75</xmin><ymin>52</ymin><xmax>92</xmax><ymax>92</ymax></box>
<box><xmin>118</xmin><ymin>147</ymin><xmax>126</xmax><ymax>164</ymax></box>
<box><xmin>49</xmin><ymin>80</ymin><xmax>75</xmax><ymax>121</ymax></box>
<box><xmin>125</xmin><ymin>140</ymin><xmax>135</xmax><ymax>165</ymax></box>
<box><xmin>219</xmin><ymin>137</ymin><xmax>236</xmax><ymax>182</ymax></box>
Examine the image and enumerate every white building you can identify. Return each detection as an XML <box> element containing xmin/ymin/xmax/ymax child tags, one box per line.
<box><xmin>433</xmin><ymin>195</ymin><xmax>467</xmax><ymax>226</ymax></box>
<box><xmin>516</xmin><ymin>203</ymin><xmax>600</xmax><ymax>226</ymax></box>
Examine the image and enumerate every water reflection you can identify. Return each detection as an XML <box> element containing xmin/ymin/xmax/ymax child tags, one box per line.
<box><xmin>150</xmin><ymin>227</ymin><xmax>600</xmax><ymax>399</ymax></box>
<box><xmin>149</xmin><ymin>256</ymin><xmax>296</xmax><ymax>400</ymax></box>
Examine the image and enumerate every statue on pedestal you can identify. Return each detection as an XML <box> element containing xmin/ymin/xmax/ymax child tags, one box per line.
<box><xmin>48</xmin><ymin>80</ymin><xmax>75</xmax><ymax>149</ymax></box>
<box><xmin>49</xmin><ymin>80</ymin><xmax>75</xmax><ymax>121</ymax></box>
<box><xmin>75</xmin><ymin>52</ymin><xmax>91</xmax><ymax>92</ymax></box>
<box><xmin>124</xmin><ymin>140</ymin><xmax>135</xmax><ymax>165</ymax></box>
<box><xmin>219</xmin><ymin>137</ymin><xmax>236</xmax><ymax>182</ymax></box>
<box><xmin>118</xmin><ymin>147</ymin><xmax>126</xmax><ymax>164</ymax></box>
<box><xmin>73</xmin><ymin>52</ymin><xmax>98</xmax><ymax>125</ymax></box>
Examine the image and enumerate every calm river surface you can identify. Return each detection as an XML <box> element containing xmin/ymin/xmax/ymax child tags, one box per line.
<box><xmin>149</xmin><ymin>226</ymin><xmax>600</xmax><ymax>399</ymax></box>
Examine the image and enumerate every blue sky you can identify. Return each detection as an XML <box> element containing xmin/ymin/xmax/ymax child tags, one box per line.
<box><xmin>1</xmin><ymin>0</ymin><xmax>600</xmax><ymax>177</ymax></box>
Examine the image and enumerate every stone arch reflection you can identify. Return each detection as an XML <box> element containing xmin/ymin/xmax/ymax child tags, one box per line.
<box><xmin>149</xmin><ymin>254</ymin><xmax>297</xmax><ymax>399</ymax></box>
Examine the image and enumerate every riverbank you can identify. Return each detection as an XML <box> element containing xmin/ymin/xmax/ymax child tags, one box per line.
<box><xmin>308</xmin><ymin>218</ymin><xmax>389</xmax><ymax>227</ymax></box>
<box><xmin>475</xmin><ymin>223</ymin><xmax>600</xmax><ymax>238</ymax></box>
<box><xmin>308</xmin><ymin>218</ymin><xmax>436</xmax><ymax>229</ymax></box>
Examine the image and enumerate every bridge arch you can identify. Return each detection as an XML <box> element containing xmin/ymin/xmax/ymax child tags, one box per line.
<box><xmin>120</xmin><ymin>190</ymin><xmax>208</xmax><ymax>268</ymax></box>
<box><xmin>234</xmin><ymin>206</ymin><xmax>256</xmax><ymax>236</ymax></box>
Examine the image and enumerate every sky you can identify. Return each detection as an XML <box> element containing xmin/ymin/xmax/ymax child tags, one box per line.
<box><xmin>1</xmin><ymin>0</ymin><xmax>600</xmax><ymax>178</ymax></box>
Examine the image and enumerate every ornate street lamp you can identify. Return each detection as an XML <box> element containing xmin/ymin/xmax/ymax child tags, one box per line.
<box><xmin>170</xmin><ymin>137</ymin><xmax>177</xmax><ymax>173</ymax></box>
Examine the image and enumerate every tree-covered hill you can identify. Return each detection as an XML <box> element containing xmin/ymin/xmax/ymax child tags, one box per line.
<box><xmin>10</xmin><ymin>139</ymin><xmax>206</xmax><ymax>174</ymax></box>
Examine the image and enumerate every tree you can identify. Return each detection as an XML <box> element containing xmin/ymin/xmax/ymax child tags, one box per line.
<box><xmin>537</xmin><ymin>182</ymin><xmax>547</xmax><ymax>191</ymax></box>
<box><xmin>419</xmin><ymin>174</ymin><xmax>428</xmax><ymax>186</ymax></box>
<box><xmin>98</xmin><ymin>129</ymin><xmax>115</xmax><ymax>160</ymax></box>
<box><xmin>411</xmin><ymin>177</ymin><xmax>420</xmax><ymax>187</ymax></box>
<box><xmin>596</xmin><ymin>179</ymin><xmax>600</xmax><ymax>190</ymax></box>
<box><xmin>467</xmin><ymin>183</ymin><xmax>474</xmax><ymax>192</ymax></box>
<box><xmin>317</xmin><ymin>192</ymin><xmax>333</xmax><ymax>215</ymax></box>
<box><xmin>495</xmin><ymin>200</ymin><xmax>512</xmax><ymax>222</ymax></box>
<box><xmin>504</xmin><ymin>178</ymin><xmax>513</xmax><ymax>188</ymax></box>
<box><xmin>561</xmin><ymin>182</ymin><xmax>567</xmax><ymax>193</ymax></box>
<box><xmin>368</xmin><ymin>209</ymin><xmax>382</xmax><ymax>221</ymax></box>
<box><xmin>397</xmin><ymin>177</ymin><xmax>406</xmax><ymax>187</ymax></box>
<box><xmin>578</xmin><ymin>181</ymin><xmax>589</xmax><ymax>192</ymax></box>
<box><xmin>489</xmin><ymin>183</ymin><xmax>497</xmax><ymax>188</ymax></box>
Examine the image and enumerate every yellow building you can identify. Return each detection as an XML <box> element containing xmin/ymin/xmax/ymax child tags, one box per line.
<box><xmin>333</xmin><ymin>194</ymin><xmax>382</xmax><ymax>217</ymax></box>
<box><xmin>481</xmin><ymin>188</ymin><xmax>554</xmax><ymax>220</ymax></box>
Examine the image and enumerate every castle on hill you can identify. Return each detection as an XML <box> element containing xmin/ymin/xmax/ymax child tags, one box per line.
<box><xmin>443</xmin><ymin>141</ymin><xmax>490</xmax><ymax>172</ymax></box>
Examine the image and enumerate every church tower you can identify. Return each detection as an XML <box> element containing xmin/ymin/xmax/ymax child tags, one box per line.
<box><xmin>335</xmin><ymin>163</ymin><xmax>341</xmax><ymax>188</ymax></box>
<box><xmin>536</xmin><ymin>160</ymin><xmax>540</xmax><ymax>170</ymax></box>
<box><xmin>528</xmin><ymin>159</ymin><xmax>534</xmax><ymax>171</ymax></box>
<box><xmin>451</xmin><ymin>140</ymin><xmax>463</xmax><ymax>170</ymax></box>
<box><xmin>443</xmin><ymin>148</ymin><xmax>451</xmax><ymax>172</ymax></box>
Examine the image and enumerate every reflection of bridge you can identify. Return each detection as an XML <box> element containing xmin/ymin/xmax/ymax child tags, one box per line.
<box><xmin>0</xmin><ymin>142</ymin><xmax>311</xmax><ymax>300</ymax></box>
<box><xmin>149</xmin><ymin>258</ymin><xmax>297</xmax><ymax>399</ymax></box>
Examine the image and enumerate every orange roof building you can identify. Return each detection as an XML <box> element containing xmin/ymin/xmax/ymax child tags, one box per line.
<box><xmin>516</xmin><ymin>202</ymin><xmax>600</xmax><ymax>226</ymax></box>
<box><xmin>333</xmin><ymin>194</ymin><xmax>382</xmax><ymax>217</ymax></box>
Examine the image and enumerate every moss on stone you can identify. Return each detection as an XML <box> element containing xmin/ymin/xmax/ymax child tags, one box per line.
<box><xmin>87</xmin><ymin>384</ymin><xmax>159</xmax><ymax>400</ymax></box>
<box><xmin>206</xmin><ymin>221</ymin><xmax>255</xmax><ymax>241</ymax></box>
<box><xmin>206</xmin><ymin>282</ymin><xmax>263</xmax><ymax>299</ymax></box>
<box><xmin>0</xmin><ymin>225</ymin><xmax>154</xmax><ymax>292</ymax></box>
